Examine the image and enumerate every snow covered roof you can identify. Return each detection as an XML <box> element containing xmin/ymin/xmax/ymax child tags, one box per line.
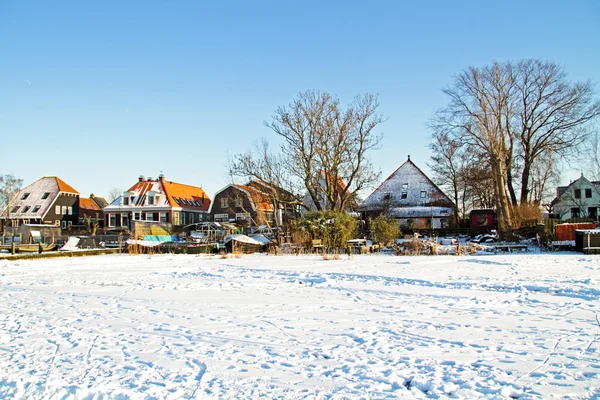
<box><xmin>388</xmin><ymin>206</ymin><xmax>454</xmax><ymax>218</ymax></box>
<box><xmin>223</xmin><ymin>234</ymin><xmax>264</xmax><ymax>246</ymax></box>
<box><xmin>359</xmin><ymin>157</ymin><xmax>453</xmax><ymax>211</ymax></box>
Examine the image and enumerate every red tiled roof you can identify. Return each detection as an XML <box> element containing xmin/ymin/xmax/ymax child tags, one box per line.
<box><xmin>79</xmin><ymin>197</ymin><xmax>102</xmax><ymax>211</ymax></box>
<box><xmin>50</xmin><ymin>176</ymin><xmax>79</xmax><ymax>194</ymax></box>
<box><xmin>162</xmin><ymin>180</ymin><xmax>211</xmax><ymax>211</ymax></box>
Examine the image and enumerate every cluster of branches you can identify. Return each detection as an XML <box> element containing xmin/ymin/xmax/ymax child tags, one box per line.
<box><xmin>0</xmin><ymin>174</ymin><xmax>23</xmax><ymax>221</ymax></box>
<box><xmin>429</xmin><ymin>59</ymin><xmax>600</xmax><ymax>234</ymax></box>
<box><xmin>229</xmin><ymin>90</ymin><xmax>386</xmax><ymax>215</ymax></box>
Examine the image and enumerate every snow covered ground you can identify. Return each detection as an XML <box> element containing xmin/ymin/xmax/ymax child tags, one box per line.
<box><xmin>0</xmin><ymin>253</ymin><xmax>599</xmax><ymax>399</ymax></box>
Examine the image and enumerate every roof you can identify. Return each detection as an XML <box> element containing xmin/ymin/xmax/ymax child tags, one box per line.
<box><xmin>162</xmin><ymin>180</ymin><xmax>211</xmax><ymax>211</ymax></box>
<box><xmin>359</xmin><ymin>156</ymin><xmax>454</xmax><ymax>211</ymax></box>
<box><xmin>79</xmin><ymin>197</ymin><xmax>102</xmax><ymax>211</ymax></box>
<box><xmin>234</xmin><ymin>184</ymin><xmax>273</xmax><ymax>211</ymax></box>
<box><xmin>388</xmin><ymin>206</ymin><xmax>454</xmax><ymax>218</ymax></box>
<box><xmin>54</xmin><ymin>177</ymin><xmax>79</xmax><ymax>194</ymax></box>
<box><xmin>105</xmin><ymin>176</ymin><xmax>211</xmax><ymax>211</ymax></box>
<box><xmin>91</xmin><ymin>196</ymin><xmax>109</xmax><ymax>209</ymax></box>
<box><xmin>0</xmin><ymin>176</ymin><xmax>79</xmax><ymax>220</ymax></box>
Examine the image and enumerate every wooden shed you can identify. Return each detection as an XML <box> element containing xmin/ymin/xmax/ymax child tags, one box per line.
<box><xmin>575</xmin><ymin>229</ymin><xmax>600</xmax><ymax>254</ymax></box>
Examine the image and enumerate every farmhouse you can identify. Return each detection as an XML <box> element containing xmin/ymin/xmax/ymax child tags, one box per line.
<box><xmin>0</xmin><ymin>176</ymin><xmax>80</xmax><ymax>230</ymax></box>
<box><xmin>358</xmin><ymin>156</ymin><xmax>455</xmax><ymax>229</ymax></box>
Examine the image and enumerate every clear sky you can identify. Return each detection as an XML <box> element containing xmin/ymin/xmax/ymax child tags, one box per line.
<box><xmin>1</xmin><ymin>0</ymin><xmax>598</xmax><ymax>200</ymax></box>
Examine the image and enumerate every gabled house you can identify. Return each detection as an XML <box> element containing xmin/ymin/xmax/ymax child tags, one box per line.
<box><xmin>358</xmin><ymin>156</ymin><xmax>455</xmax><ymax>229</ymax></box>
<box><xmin>303</xmin><ymin>171</ymin><xmax>351</xmax><ymax>212</ymax></box>
<box><xmin>210</xmin><ymin>182</ymin><xmax>277</xmax><ymax>226</ymax></box>
<box><xmin>102</xmin><ymin>174</ymin><xmax>211</xmax><ymax>230</ymax></box>
<box><xmin>550</xmin><ymin>175</ymin><xmax>600</xmax><ymax>221</ymax></box>
<box><xmin>0</xmin><ymin>176</ymin><xmax>80</xmax><ymax>230</ymax></box>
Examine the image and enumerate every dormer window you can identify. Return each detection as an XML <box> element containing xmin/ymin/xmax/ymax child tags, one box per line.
<box><xmin>21</xmin><ymin>193</ymin><xmax>30</xmax><ymax>200</ymax></box>
<box><xmin>22</xmin><ymin>206</ymin><xmax>31</xmax><ymax>213</ymax></box>
<box><xmin>148</xmin><ymin>195</ymin><xmax>155</xmax><ymax>205</ymax></box>
<box><xmin>11</xmin><ymin>206</ymin><xmax>20</xmax><ymax>213</ymax></box>
<box><xmin>181</xmin><ymin>198</ymin><xmax>188</xmax><ymax>206</ymax></box>
<box><xmin>32</xmin><ymin>205</ymin><xmax>41</xmax><ymax>213</ymax></box>
<box><xmin>123</xmin><ymin>197</ymin><xmax>130</xmax><ymax>206</ymax></box>
<box><xmin>173</xmin><ymin>196</ymin><xmax>180</xmax><ymax>205</ymax></box>
<box><xmin>41</xmin><ymin>192</ymin><xmax>50</xmax><ymax>199</ymax></box>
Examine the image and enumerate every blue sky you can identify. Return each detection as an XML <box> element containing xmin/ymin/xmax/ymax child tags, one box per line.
<box><xmin>1</xmin><ymin>0</ymin><xmax>598</xmax><ymax>200</ymax></box>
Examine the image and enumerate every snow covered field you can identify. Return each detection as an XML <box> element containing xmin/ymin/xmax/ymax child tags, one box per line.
<box><xmin>0</xmin><ymin>253</ymin><xmax>599</xmax><ymax>399</ymax></box>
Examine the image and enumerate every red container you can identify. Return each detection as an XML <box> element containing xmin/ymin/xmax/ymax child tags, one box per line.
<box><xmin>555</xmin><ymin>223</ymin><xmax>596</xmax><ymax>241</ymax></box>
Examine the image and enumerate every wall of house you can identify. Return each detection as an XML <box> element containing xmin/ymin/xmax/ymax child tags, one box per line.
<box><xmin>42</xmin><ymin>194</ymin><xmax>80</xmax><ymax>229</ymax></box>
<box><xmin>211</xmin><ymin>186</ymin><xmax>272</xmax><ymax>225</ymax></box>
<box><xmin>554</xmin><ymin>180</ymin><xmax>600</xmax><ymax>221</ymax></box>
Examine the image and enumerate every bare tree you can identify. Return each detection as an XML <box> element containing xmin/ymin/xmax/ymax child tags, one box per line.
<box><xmin>512</xmin><ymin>60</ymin><xmax>600</xmax><ymax>203</ymax></box>
<box><xmin>107</xmin><ymin>187</ymin><xmax>122</xmax><ymax>203</ymax></box>
<box><xmin>264</xmin><ymin>90</ymin><xmax>385</xmax><ymax>212</ymax></box>
<box><xmin>0</xmin><ymin>174</ymin><xmax>23</xmax><ymax>228</ymax></box>
<box><xmin>432</xmin><ymin>62</ymin><xmax>516</xmax><ymax>235</ymax></box>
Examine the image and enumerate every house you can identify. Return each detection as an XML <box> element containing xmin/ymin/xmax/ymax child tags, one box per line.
<box><xmin>79</xmin><ymin>194</ymin><xmax>108</xmax><ymax>228</ymax></box>
<box><xmin>358</xmin><ymin>156</ymin><xmax>455</xmax><ymax>230</ymax></box>
<box><xmin>102</xmin><ymin>174</ymin><xmax>211</xmax><ymax>230</ymax></box>
<box><xmin>550</xmin><ymin>175</ymin><xmax>599</xmax><ymax>221</ymax></box>
<box><xmin>210</xmin><ymin>182</ymin><xmax>277</xmax><ymax>226</ymax></box>
<box><xmin>0</xmin><ymin>176</ymin><xmax>80</xmax><ymax>230</ymax></box>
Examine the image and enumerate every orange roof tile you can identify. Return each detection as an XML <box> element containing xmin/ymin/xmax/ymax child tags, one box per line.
<box><xmin>162</xmin><ymin>180</ymin><xmax>211</xmax><ymax>211</ymax></box>
<box><xmin>54</xmin><ymin>177</ymin><xmax>79</xmax><ymax>194</ymax></box>
<box><xmin>79</xmin><ymin>197</ymin><xmax>102</xmax><ymax>211</ymax></box>
<box><xmin>235</xmin><ymin>184</ymin><xmax>273</xmax><ymax>211</ymax></box>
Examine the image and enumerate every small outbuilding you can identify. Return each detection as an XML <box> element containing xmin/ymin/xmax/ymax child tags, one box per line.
<box><xmin>575</xmin><ymin>229</ymin><xmax>600</xmax><ymax>254</ymax></box>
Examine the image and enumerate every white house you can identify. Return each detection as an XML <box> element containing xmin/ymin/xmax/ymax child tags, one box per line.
<box><xmin>550</xmin><ymin>175</ymin><xmax>600</xmax><ymax>221</ymax></box>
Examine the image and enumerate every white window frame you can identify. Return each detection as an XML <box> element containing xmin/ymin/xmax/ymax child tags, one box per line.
<box><xmin>55</xmin><ymin>220</ymin><xmax>60</xmax><ymax>227</ymax></box>
<box><xmin>214</xmin><ymin>213</ymin><xmax>228</xmax><ymax>222</ymax></box>
<box><xmin>159</xmin><ymin>212</ymin><xmax>167</xmax><ymax>223</ymax></box>
<box><xmin>68</xmin><ymin>206</ymin><xmax>73</xmax><ymax>215</ymax></box>
<box><xmin>62</xmin><ymin>206</ymin><xmax>67</xmax><ymax>215</ymax></box>
<box><xmin>420</xmin><ymin>191</ymin><xmax>427</xmax><ymax>198</ymax></box>
<box><xmin>123</xmin><ymin>197</ymin><xmax>130</xmax><ymax>206</ymax></box>
<box><xmin>221</xmin><ymin>198</ymin><xmax>229</xmax><ymax>208</ymax></box>
<box><xmin>174</xmin><ymin>212</ymin><xmax>180</xmax><ymax>225</ymax></box>
<box><xmin>109</xmin><ymin>214</ymin><xmax>117</xmax><ymax>227</ymax></box>
<box><xmin>235</xmin><ymin>212</ymin><xmax>250</xmax><ymax>221</ymax></box>
<box><xmin>147</xmin><ymin>195</ymin><xmax>155</xmax><ymax>206</ymax></box>
<box><xmin>61</xmin><ymin>221</ymin><xmax>67</xmax><ymax>229</ymax></box>
<box><xmin>181</xmin><ymin>212</ymin><xmax>186</xmax><ymax>225</ymax></box>
<box><xmin>55</xmin><ymin>205</ymin><xmax>61</xmax><ymax>214</ymax></box>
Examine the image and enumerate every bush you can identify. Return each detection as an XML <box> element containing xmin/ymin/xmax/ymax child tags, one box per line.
<box><xmin>511</xmin><ymin>203</ymin><xmax>542</xmax><ymax>229</ymax></box>
<box><xmin>294</xmin><ymin>210</ymin><xmax>357</xmax><ymax>250</ymax></box>
<box><xmin>369</xmin><ymin>216</ymin><xmax>401</xmax><ymax>246</ymax></box>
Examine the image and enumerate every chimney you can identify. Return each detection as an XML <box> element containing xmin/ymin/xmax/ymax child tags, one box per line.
<box><xmin>201</xmin><ymin>193</ymin><xmax>205</xmax><ymax>203</ymax></box>
<box><xmin>147</xmin><ymin>177</ymin><xmax>153</xmax><ymax>181</ymax></box>
<box><xmin>408</xmin><ymin>155</ymin><xmax>411</xmax><ymax>161</ymax></box>
<box><xmin>159</xmin><ymin>173</ymin><xmax>165</xmax><ymax>182</ymax></box>
<box><xmin>138</xmin><ymin>175</ymin><xmax>145</xmax><ymax>182</ymax></box>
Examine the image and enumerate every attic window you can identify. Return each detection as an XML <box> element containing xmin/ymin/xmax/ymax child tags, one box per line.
<box><xmin>420</xmin><ymin>191</ymin><xmax>427</xmax><ymax>198</ymax></box>
<box><xmin>123</xmin><ymin>197</ymin><xmax>130</xmax><ymax>206</ymax></box>
<box><xmin>586</xmin><ymin>189</ymin><xmax>592</xmax><ymax>198</ymax></box>
<box><xmin>147</xmin><ymin>195</ymin><xmax>155</xmax><ymax>205</ymax></box>
<box><xmin>11</xmin><ymin>206</ymin><xmax>20</xmax><ymax>213</ymax></box>
<box><xmin>22</xmin><ymin>206</ymin><xmax>31</xmax><ymax>213</ymax></box>
<box><xmin>32</xmin><ymin>205</ymin><xmax>41</xmax><ymax>213</ymax></box>
<box><xmin>401</xmin><ymin>183</ymin><xmax>409</xmax><ymax>199</ymax></box>
<box><xmin>41</xmin><ymin>192</ymin><xmax>50</xmax><ymax>199</ymax></box>
<box><xmin>181</xmin><ymin>198</ymin><xmax>188</xmax><ymax>206</ymax></box>
<box><xmin>172</xmin><ymin>196</ymin><xmax>180</xmax><ymax>205</ymax></box>
<box><xmin>21</xmin><ymin>193</ymin><xmax>30</xmax><ymax>200</ymax></box>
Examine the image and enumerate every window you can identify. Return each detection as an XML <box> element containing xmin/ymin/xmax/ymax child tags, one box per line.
<box><xmin>147</xmin><ymin>195</ymin><xmax>155</xmax><ymax>205</ymax></box>
<box><xmin>11</xmin><ymin>206</ymin><xmax>20</xmax><ymax>213</ymax></box>
<box><xmin>401</xmin><ymin>192</ymin><xmax>408</xmax><ymax>199</ymax></box>
<box><xmin>68</xmin><ymin>206</ymin><xmax>73</xmax><ymax>215</ymax></box>
<box><xmin>221</xmin><ymin>198</ymin><xmax>229</xmax><ymax>208</ymax></box>
<box><xmin>41</xmin><ymin>192</ymin><xmax>50</xmax><ymax>199</ymax></box>
<box><xmin>62</xmin><ymin>206</ymin><xmax>67</xmax><ymax>215</ymax></box>
<box><xmin>121</xmin><ymin>213</ymin><xmax>129</xmax><ymax>227</ymax></box>
<box><xmin>189</xmin><ymin>213</ymin><xmax>194</xmax><ymax>224</ymax></box>
<box><xmin>574</xmin><ymin>189</ymin><xmax>581</xmax><ymax>199</ymax></box>
<box><xmin>146</xmin><ymin>212</ymin><xmax>156</xmax><ymax>221</ymax></box>
<box><xmin>420</xmin><ymin>191</ymin><xmax>427</xmax><ymax>198</ymax></box>
<box><xmin>174</xmin><ymin>212</ymin><xmax>180</xmax><ymax>225</ymax></box>
<box><xmin>55</xmin><ymin>220</ymin><xmax>60</xmax><ymax>226</ymax></box>
<box><xmin>181</xmin><ymin>198</ymin><xmax>188</xmax><ymax>206</ymax></box>
<box><xmin>22</xmin><ymin>206</ymin><xmax>31</xmax><ymax>213</ymax></box>
<box><xmin>109</xmin><ymin>214</ymin><xmax>117</xmax><ymax>227</ymax></box>
<box><xmin>160</xmin><ymin>212</ymin><xmax>168</xmax><ymax>223</ymax></box>
<box><xmin>123</xmin><ymin>197</ymin><xmax>129</xmax><ymax>206</ymax></box>
<box><xmin>55</xmin><ymin>205</ymin><xmax>61</xmax><ymax>214</ymax></box>
<box><xmin>586</xmin><ymin>189</ymin><xmax>592</xmax><ymax>198</ymax></box>
<box><xmin>571</xmin><ymin>208</ymin><xmax>581</xmax><ymax>218</ymax></box>
<box><xmin>61</xmin><ymin>221</ymin><xmax>67</xmax><ymax>229</ymax></box>
<box><xmin>401</xmin><ymin>183</ymin><xmax>408</xmax><ymax>199</ymax></box>
<box><xmin>173</xmin><ymin>196</ymin><xmax>180</xmax><ymax>205</ymax></box>
<box><xmin>21</xmin><ymin>193</ymin><xmax>30</xmax><ymax>200</ymax></box>
<box><xmin>236</xmin><ymin>213</ymin><xmax>250</xmax><ymax>221</ymax></box>
<box><xmin>32</xmin><ymin>205</ymin><xmax>41</xmax><ymax>213</ymax></box>
<box><xmin>588</xmin><ymin>207</ymin><xmax>598</xmax><ymax>220</ymax></box>
<box><xmin>235</xmin><ymin>197</ymin><xmax>243</xmax><ymax>207</ymax></box>
<box><xmin>68</xmin><ymin>221</ymin><xmax>73</xmax><ymax>227</ymax></box>
<box><xmin>214</xmin><ymin>213</ymin><xmax>228</xmax><ymax>222</ymax></box>
<box><xmin>181</xmin><ymin>212</ymin><xmax>186</xmax><ymax>225</ymax></box>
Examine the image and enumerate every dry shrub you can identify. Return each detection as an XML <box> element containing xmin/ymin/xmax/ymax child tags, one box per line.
<box><xmin>220</xmin><ymin>251</ymin><xmax>229</xmax><ymax>259</ymax></box>
<box><xmin>511</xmin><ymin>203</ymin><xmax>542</xmax><ymax>229</ymax></box>
<box><xmin>402</xmin><ymin>240</ymin><xmax>427</xmax><ymax>255</ymax></box>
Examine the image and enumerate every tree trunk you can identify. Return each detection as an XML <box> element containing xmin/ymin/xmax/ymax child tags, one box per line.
<box><xmin>491</xmin><ymin>157</ymin><xmax>512</xmax><ymax>237</ymax></box>
<box><xmin>519</xmin><ymin>158</ymin><xmax>532</xmax><ymax>204</ymax></box>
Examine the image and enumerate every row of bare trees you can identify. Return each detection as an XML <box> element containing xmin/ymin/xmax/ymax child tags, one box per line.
<box><xmin>429</xmin><ymin>59</ymin><xmax>600</xmax><ymax>235</ymax></box>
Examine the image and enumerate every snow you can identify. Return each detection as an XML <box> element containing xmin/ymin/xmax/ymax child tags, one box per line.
<box><xmin>1</xmin><ymin>253</ymin><xmax>599</xmax><ymax>399</ymax></box>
